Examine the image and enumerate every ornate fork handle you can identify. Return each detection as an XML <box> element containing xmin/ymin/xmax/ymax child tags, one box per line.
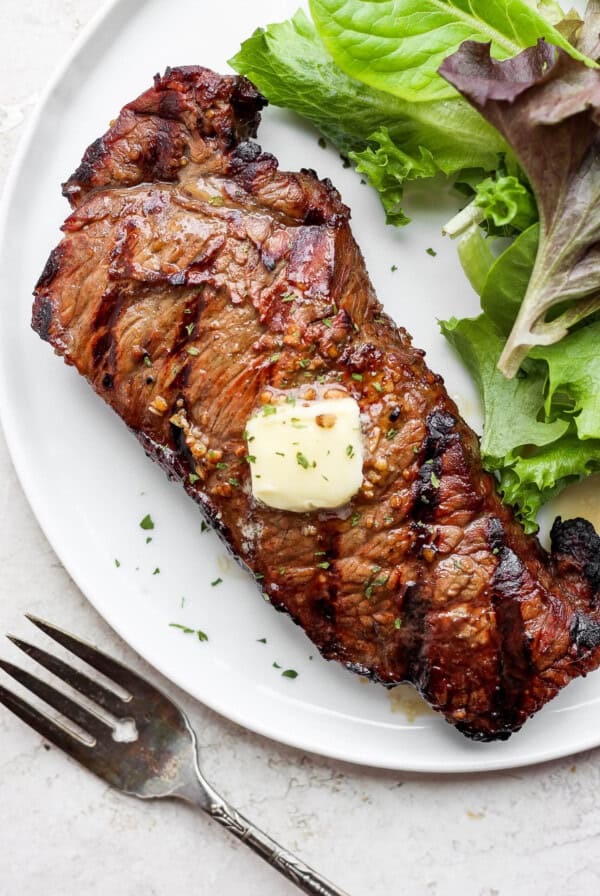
<box><xmin>208</xmin><ymin>799</ymin><xmax>350</xmax><ymax>896</ymax></box>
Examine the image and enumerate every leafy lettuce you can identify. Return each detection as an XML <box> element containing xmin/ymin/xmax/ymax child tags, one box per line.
<box><xmin>230</xmin><ymin>2</ymin><xmax>581</xmax><ymax>224</ymax></box>
<box><xmin>309</xmin><ymin>0</ymin><xmax>587</xmax><ymax>102</ymax></box>
<box><xmin>440</xmin><ymin>32</ymin><xmax>600</xmax><ymax>376</ymax></box>
<box><xmin>442</xmin><ymin>313</ymin><xmax>600</xmax><ymax>531</ymax></box>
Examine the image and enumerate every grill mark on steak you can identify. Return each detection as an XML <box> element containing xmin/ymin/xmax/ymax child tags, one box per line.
<box><xmin>477</xmin><ymin>517</ymin><xmax>532</xmax><ymax>741</ymax></box>
<box><xmin>413</xmin><ymin>410</ymin><xmax>455</xmax><ymax>520</ymax></box>
<box><xmin>32</xmin><ymin>65</ymin><xmax>600</xmax><ymax>742</ymax></box>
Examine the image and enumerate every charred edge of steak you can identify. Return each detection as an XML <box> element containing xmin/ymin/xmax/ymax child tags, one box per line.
<box><xmin>414</xmin><ymin>409</ymin><xmax>455</xmax><ymax>519</ymax></box>
<box><xmin>551</xmin><ymin>516</ymin><xmax>600</xmax><ymax>598</ymax></box>
<box><xmin>32</xmin><ymin>247</ymin><xmax>64</xmax><ymax>341</ymax></box>
<box><xmin>570</xmin><ymin>612</ymin><xmax>600</xmax><ymax>654</ymax></box>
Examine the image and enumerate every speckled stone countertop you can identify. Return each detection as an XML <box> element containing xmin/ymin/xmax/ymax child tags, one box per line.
<box><xmin>2</xmin><ymin>3</ymin><xmax>600</xmax><ymax>894</ymax></box>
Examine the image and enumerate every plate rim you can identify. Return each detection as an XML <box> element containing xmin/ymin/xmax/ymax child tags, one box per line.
<box><xmin>1</xmin><ymin>0</ymin><xmax>597</xmax><ymax>774</ymax></box>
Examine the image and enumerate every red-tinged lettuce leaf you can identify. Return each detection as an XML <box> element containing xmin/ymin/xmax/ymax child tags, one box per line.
<box><xmin>439</xmin><ymin>31</ymin><xmax>600</xmax><ymax>377</ymax></box>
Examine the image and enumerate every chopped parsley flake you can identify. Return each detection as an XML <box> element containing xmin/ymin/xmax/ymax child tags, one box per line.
<box><xmin>296</xmin><ymin>452</ymin><xmax>310</xmax><ymax>469</ymax></box>
<box><xmin>263</xmin><ymin>405</ymin><xmax>277</xmax><ymax>416</ymax></box>
<box><xmin>228</xmin><ymin>478</ymin><xmax>240</xmax><ymax>487</ymax></box>
<box><xmin>299</xmin><ymin>359</ymin><xmax>310</xmax><ymax>369</ymax></box>
<box><xmin>185</xmin><ymin>323</ymin><xmax>194</xmax><ymax>336</ymax></box>
<box><xmin>269</xmin><ymin>353</ymin><xmax>281</xmax><ymax>363</ymax></box>
<box><xmin>281</xmin><ymin>294</ymin><xmax>295</xmax><ymax>303</ymax></box>
<box><xmin>146</xmin><ymin>536</ymin><xmax>152</xmax><ymax>544</ymax></box>
<box><xmin>373</xmin><ymin>382</ymin><xmax>383</xmax><ymax>393</ymax></box>
<box><xmin>189</xmin><ymin>472</ymin><xmax>200</xmax><ymax>484</ymax></box>
<box><xmin>346</xmin><ymin>444</ymin><xmax>355</xmax><ymax>459</ymax></box>
<box><xmin>275</xmin><ymin>451</ymin><xmax>285</xmax><ymax>457</ymax></box>
<box><xmin>257</xmin><ymin>637</ymin><xmax>267</xmax><ymax>643</ymax></box>
<box><xmin>317</xmin><ymin>561</ymin><xmax>330</xmax><ymax>570</ymax></box>
<box><xmin>216</xmin><ymin>462</ymin><xmax>228</xmax><ymax>469</ymax></box>
<box><xmin>286</xmin><ymin>395</ymin><xmax>296</xmax><ymax>405</ymax></box>
<box><xmin>186</xmin><ymin>346</ymin><xmax>200</xmax><ymax>356</ymax></box>
<box><xmin>143</xmin><ymin>355</ymin><xmax>152</xmax><ymax>367</ymax></box>
<box><xmin>373</xmin><ymin>576</ymin><xmax>389</xmax><ymax>587</ymax></box>
<box><xmin>209</xmin><ymin>195</ymin><xmax>224</xmax><ymax>206</ymax></box>
<box><xmin>426</xmin><ymin>247</ymin><xmax>437</xmax><ymax>257</ymax></box>
<box><xmin>282</xmin><ymin>669</ymin><xmax>298</xmax><ymax>679</ymax></box>
<box><xmin>114</xmin><ymin>559</ymin><xmax>120</xmax><ymax>568</ymax></box>
<box><xmin>245</xmin><ymin>455</ymin><xmax>256</xmax><ymax>464</ymax></box>
<box><xmin>386</xmin><ymin>428</ymin><xmax>398</xmax><ymax>440</ymax></box>
<box><xmin>318</xmin><ymin>137</ymin><xmax>327</xmax><ymax>149</ymax></box>
<box><xmin>139</xmin><ymin>514</ymin><xmax>154</xmax><ymax>530</ymax></box>
<box><xmin>394</xmin><ymin>618</ymin><xmax>402</xmax><ymax>630</ymax></box>
<box><xmin>391</xmin><ymin>265</ymin><xmax>398</xmax><ymax>272</ymax></box>
<box><xmin>350</xmin><ymin>512</ymin><xmax>361</xmax><ymax>527</ymax></box>
<box><xmin>201</xmin><ymin>521</ymin><xmax>209</xmax><ymax>533</ymax></box>
<box><xmin>211</xmin><ymin>577</ymin><xmax>223</xmax><ymax>587</ymax></box>
<box><xmin>152</xmin><ymin>567</ymin><xmax>160</xmax><ymax>575</ymax></box>
<box><xmin>351</xmin><ymin>372</ymin><xmax>363</xmax><ymax>382</ymax></box>
<box><xmin>169</xmin><ymin>623</ymin><xmax>208</xmax><ymax>641</ymax></box>
<box><xmin>430</xmin><ymin>472</ymin><xmax>441</xmax><ymax>489</ymax></box>
<box><xmin>323</xmin><ymin>318</ymin><xmax>332</xmax><ymax>328</ymax></box>
<box><xmin>255</xmin><ymin>573</ymin><xmax>264</xmax><ymax>580</ymax></box>
<box><xmin>273</xmin><ymin>661</ymin><xmax>282</xmax><ymax>669</ymax></box>
<box><xmin>279</xmin><ymin>567</ymin><xmax>286</xmax><ymax>575</ymax></box>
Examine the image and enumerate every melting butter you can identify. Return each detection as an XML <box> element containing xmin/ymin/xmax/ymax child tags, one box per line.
<box><xmin>246</xmin><ymin>397</ymin><xmax>363</xmax><ymax>512</ymax></box>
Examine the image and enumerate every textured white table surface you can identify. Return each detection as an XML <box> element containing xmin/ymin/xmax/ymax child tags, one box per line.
<box><xmin>2</xmin><ymin>3</ymin><xmax>600</xmax><ymax>894</ymax></box>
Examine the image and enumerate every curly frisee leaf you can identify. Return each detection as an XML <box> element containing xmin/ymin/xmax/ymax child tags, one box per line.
<box><xmin>440</xmin><ymin>39</ymin><xmax>600</xmax><ymax>378</ymax></box>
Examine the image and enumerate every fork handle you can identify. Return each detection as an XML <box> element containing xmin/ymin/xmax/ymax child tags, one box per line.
<box><xmin>207</xmin><ymin>797</ymin><xmax>350</xmax><ymax>895</ymax></box>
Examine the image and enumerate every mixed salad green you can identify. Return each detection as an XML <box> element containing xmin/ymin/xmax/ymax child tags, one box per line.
<box><xmin>231</xmin><ymin>1</ymin><xmax>600</xmax><ymax>532</ymax></box>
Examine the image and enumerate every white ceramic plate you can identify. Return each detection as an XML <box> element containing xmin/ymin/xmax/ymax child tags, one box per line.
<box><xmin>1</xmin><ymin>0</ymin><xmax>598</xmax><ymax>773</ymax></box>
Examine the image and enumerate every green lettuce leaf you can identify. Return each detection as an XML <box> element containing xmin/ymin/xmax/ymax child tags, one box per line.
<box><xmin>441</xmin><ymin>313</ymin><xmax>600</xmax><ymax>531</ymax></box>
<box><xmin>230</xmin><ymin>9</ymin><xmax>514</xmax><ymax>225</ymax></box>
<box><xmin>473</xmin><ymin>174</ymin><xmax>538</xmax><ymax>236</ymax></box>
<box><xmin>532</xmin><ymin>322</ymin><xmax>600</xmax><ymax>440</ymax></box>
<box><xmin>440</xmin><ymin>315</ymin><xmax>567</xmax><ymax>462</ymax></box>
<box><xmin>229</xmin><ymin>9</ymin><xmax>505</xmax><ymax>172</ymax></box>
<box><xmin>499</xmin><ymin>439</ymin><xmax>600</xmax><ymax>530</ymax></box>
<box><xmin>309</xmin><ymin>0</ymin><xmax>588</xmax><ymax>104</ymax></box>
<box><xmin>349</xmin><ymin>130</ymin><xmax>439</xmax><ymax>226</ymax></box>
<box><xmin>480</xmin><ymin>224</ymin><xmax>540</xmax><ymax>334</ymax></box>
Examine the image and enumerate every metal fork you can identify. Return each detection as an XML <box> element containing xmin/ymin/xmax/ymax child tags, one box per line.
<box><xmin>0</xmin><ymin>615</ymin><xmax>349</xmax><ymax>896</ymax></box>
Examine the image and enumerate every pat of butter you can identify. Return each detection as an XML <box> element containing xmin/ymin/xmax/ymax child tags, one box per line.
<box><xmin>246</xmin><ymin>398</ymin><xmax>364</xmax><ymax>512</ymax></box>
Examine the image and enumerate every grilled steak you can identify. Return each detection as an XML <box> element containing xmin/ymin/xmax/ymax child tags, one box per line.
<box><xmin>32</xmin><ymin>66</ymin><xmax>600</xmax><ymax>741</ymax></box>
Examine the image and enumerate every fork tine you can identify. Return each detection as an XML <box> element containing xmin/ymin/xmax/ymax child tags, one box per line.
<box><xmin>7</xmin><ymin>636</ymin><xmax>128</xmax><ymax>718</ymax></box>
<box><xmin>25</xmin><ymin>615</ymin><xmax>157</xmax><ymax>700</ymax></box>
<box><xmin>0</xmin><ymin>681</ymin><xmax>93</xmax><ymax>755</ymax></box>
<box><xmin>0</xmin><ymin>659</ymin><xmax>112</xmax><ymax>742</ymax></box>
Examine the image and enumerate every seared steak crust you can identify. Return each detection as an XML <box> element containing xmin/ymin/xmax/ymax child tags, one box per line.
<box><xmin>33</xmin><ymin>66</ymin><xmax>600</xmax><ymax>741</ymax></box>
